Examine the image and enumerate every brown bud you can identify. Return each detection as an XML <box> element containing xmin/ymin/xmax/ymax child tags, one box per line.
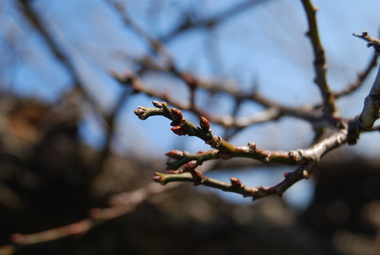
<box><xmin>171</xmin><ymin>126</ymin><xmax>188</xmax><ymax>136</ymax></box>
<box><xmin>134</xmin><ymin>107</ymin><xmax>147</xmax><ymax>120</ymax></box>
<box><xmin>170</xmin><ymin>108</ymin><xmax>183</xmax><ymax>124</ymax></box>
<box><xmin>199</xmin><ymin>116</ymin><xmax>211</xmax><ymax>132</ymax></box>
<box><xmin>165</xmin><ymin>150</ymin><xmax>184</xmax><ymax>159</ymax></box>
<box><xmin>152</xmin><ymin>101</ymin><xmax>163</xmax><ymax>108</ymax></box>
<box><xmin>191</xmin><ymin>170</ymin><xmax>204</xmax><ymax>186</ymax></box>
<box><xmin>230</xmin><ymin>177</ymin><xmax>243</xmax><ymax>188</ymax></box>
<box><xmin>183</xmin><ymin>160</ymin><xmax>198</xmax><ymax>172</ymax></box>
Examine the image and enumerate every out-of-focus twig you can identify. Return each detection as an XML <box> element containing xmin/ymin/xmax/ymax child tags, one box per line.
<box><xmin>335</xmin><ymin>53</ymin><xmax>378</xmax><ymax>99</ymax></box>
<box><xmin>0</xmin><ymin>182</ymin><xmax>179</xmax><ymax>255</ymax></box>
<box><xmin>161</xmin><ymin>0</ymin><xmax>273</xmax><ymax>43</ymax></box>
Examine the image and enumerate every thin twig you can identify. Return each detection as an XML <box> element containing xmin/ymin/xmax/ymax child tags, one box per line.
<box><xmin>301</xmin><ymin>0</ymin><xmax>336</xmax><ymax>117</ymax></box>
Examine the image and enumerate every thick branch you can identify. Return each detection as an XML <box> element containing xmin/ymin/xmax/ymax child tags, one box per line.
<box><xmin>348</xmin><ymin>32</ymin><xmax>380</xmax><ymax>144</ymax></box>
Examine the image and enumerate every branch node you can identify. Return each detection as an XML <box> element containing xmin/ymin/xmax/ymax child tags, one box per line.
<box><xmin>206</xmin><ymin>135</ymin><xmax>222</xmax><ymax>148</ymax></box>
<box><xmin>230</xmin><ymin>177</ymin><xmax>244</xmax><ymax>188</ymax></box>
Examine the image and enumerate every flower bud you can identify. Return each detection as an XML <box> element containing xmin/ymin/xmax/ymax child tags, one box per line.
<box><xmin>171</xmin><ymin>126</ymin><xmax>188</xmax><ymax>136</ymax></box>
<box><xmin>165</xmin><ymin>150</ymin><xmax>184</xmax><ymax>159</ymax></box>
<box><xmin>170</xmin><ymin>108</ymin><xmax>183</xmax><ymax>124</ymax></box>
<box><xmin>230</xmin><ymin>177</ymin><xmax>243</xmax><ymax>188</ymax></box>
<box><xmin>199</xmin><ymin>116</ymin><xmax>211</xmax><ymax>132</ymax></box>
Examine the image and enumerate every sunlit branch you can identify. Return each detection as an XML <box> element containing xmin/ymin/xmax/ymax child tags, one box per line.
<box><xmin>348</xmin><ymin>32</ymin><xmax>380</xmax><ymax>144</ymax></box>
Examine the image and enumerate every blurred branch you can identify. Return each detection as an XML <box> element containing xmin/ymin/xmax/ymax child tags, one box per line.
<box><xmin>17</xmin><ymin>0</ymin><xmax>90</xmax><ymax>101</ymax></box>
<box><xmin>17</xmin><ymin>0</ymin><xmax>132</xmax><ymax>160</ymax></box>
<box><xmin>161</xmin><ymin>0</ymin><xmax>273</xmax><ymax>43</ymax></box>
<box><xmin>0</xmin><ymin>182</ymin><xmax>177</xmax><ymax>255</ymax></box>
<box><xmin>335</xmin><ymin>53</ymin><xmax>378</xmax><ymax>99</ymax></box>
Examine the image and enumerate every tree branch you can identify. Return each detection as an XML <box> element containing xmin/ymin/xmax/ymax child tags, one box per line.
<box><xmin>135</xmin><ymin>101</ymin><xmax>349</xmax><ymax>199</ymax></box>
<box><xmin>301</xmin><ymin>0</ymin><xmax>336</xmax><ymax>117</ymax></box>
<box><xmin>348</xmin><ymin>32</ymin><xmax>380</xmax><ymax>144</ymax></box>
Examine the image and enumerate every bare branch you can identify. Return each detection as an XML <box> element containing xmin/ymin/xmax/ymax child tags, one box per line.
<box><xmin>348</xmin><ymin>32</ymin><xmax>380</xmax><ymax>144</ymax></box>
<box><xmin>135</xmin><ymin>101</ymin><xmax>350</xmax><ymax>199</ymax></box>
<box><xmin>335</xmin><ymin>53</ymin><xmax>378</xmax><ymax>99</ymax></box>
<box><xmin>153</xmin><ymin>163</ymin><xmax>317</xmax><ymax>200</ymax></box>
<box><xmin>301</xmin><ymin>0</ymin><xmax>336</xmax><ymax>117</ymax></box>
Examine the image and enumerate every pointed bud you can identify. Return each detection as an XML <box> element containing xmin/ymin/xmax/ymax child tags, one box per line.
<box><xmin>165</xmin><ymin>150</ymin><xmax>184</xmax><ymax>159</ymax></box>
<box><xmin>170</xmin><ymin>108</ymin><xmax>183</xmax><ymax>124</ymax></box>
<box><xmin>134</xmin><ymin>107</ymin><xmax>147</xmax><ymax>120</ymax></box>
<box><xmin>152</xmin><ymin>101</ymin><xmax>163</xmax><ymax>108</ymax></box>
<box><xmin>230</xmin><ymin>177</ymin><xmax>243</xmax><ymax>188</ymax></box>
<box><xmin>171</xmin><ymin>126</ymin><xmax>188</xmax><ymax>136</ymax></box>
<box><xmin>199</xmin><ymin>116</ymin><xmax>211</xmax><ymax>132</ymax></box>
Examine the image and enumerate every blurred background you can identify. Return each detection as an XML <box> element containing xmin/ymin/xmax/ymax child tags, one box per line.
<box><xmin>1</xmin><ymin>0</ymin><xmax>380</xmax><ymax>254</ymax></box>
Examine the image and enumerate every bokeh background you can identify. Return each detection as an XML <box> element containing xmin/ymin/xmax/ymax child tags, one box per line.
<box><xmin>1</xmin><ymin>0</ymin><xmax>380</xmax><ymax>254</ymax></box>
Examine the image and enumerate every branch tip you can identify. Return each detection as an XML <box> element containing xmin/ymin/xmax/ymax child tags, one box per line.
<box><xmin>165</xmin><ymin>150</ymin><xmax>184</xmax><ymax>160</ymax></box>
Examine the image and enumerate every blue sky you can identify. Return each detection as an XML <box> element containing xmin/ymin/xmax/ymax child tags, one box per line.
<box><xmin>1</xmin><ymin>0</ymin><xmax>380</xmax><ymax>208</ymax></box>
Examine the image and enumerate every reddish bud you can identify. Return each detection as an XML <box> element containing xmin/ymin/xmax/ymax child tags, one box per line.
<box><xmin>170</xmin><ymin>108</ymin><xmax>183</xmax><ymax>124</ymax></box>
<box><xmin>152</xmin><ymin>101</ymin><xmax>163</xmax><ymax>108</ymax></box>
<box><xmin>134</xmin><ymin>107</ymin><xmax>147</xmax><ymax>120</ymax></box>
<box><xmin>199</xmin><ymin>116</ymin><xmax>211</xmax><ymax>132</ymax></box>
<box><xmin>230</xmin><ymin>177</ymin><xmax>243</xmax><ymax>188</ymax></box>
<box><xmin>171</xmin><ymin>126</ymin><xmax>188</xmax><ymax>136</ymax></box>
<box><xmin>165</xmin><ymin>150</ymin><xmax>184</xmax><ymax>159</ymax></box>
<box><xmin>183</xmin><ymin>160</ymin><xmax>198</xmax><ymax>172</ymax></box>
